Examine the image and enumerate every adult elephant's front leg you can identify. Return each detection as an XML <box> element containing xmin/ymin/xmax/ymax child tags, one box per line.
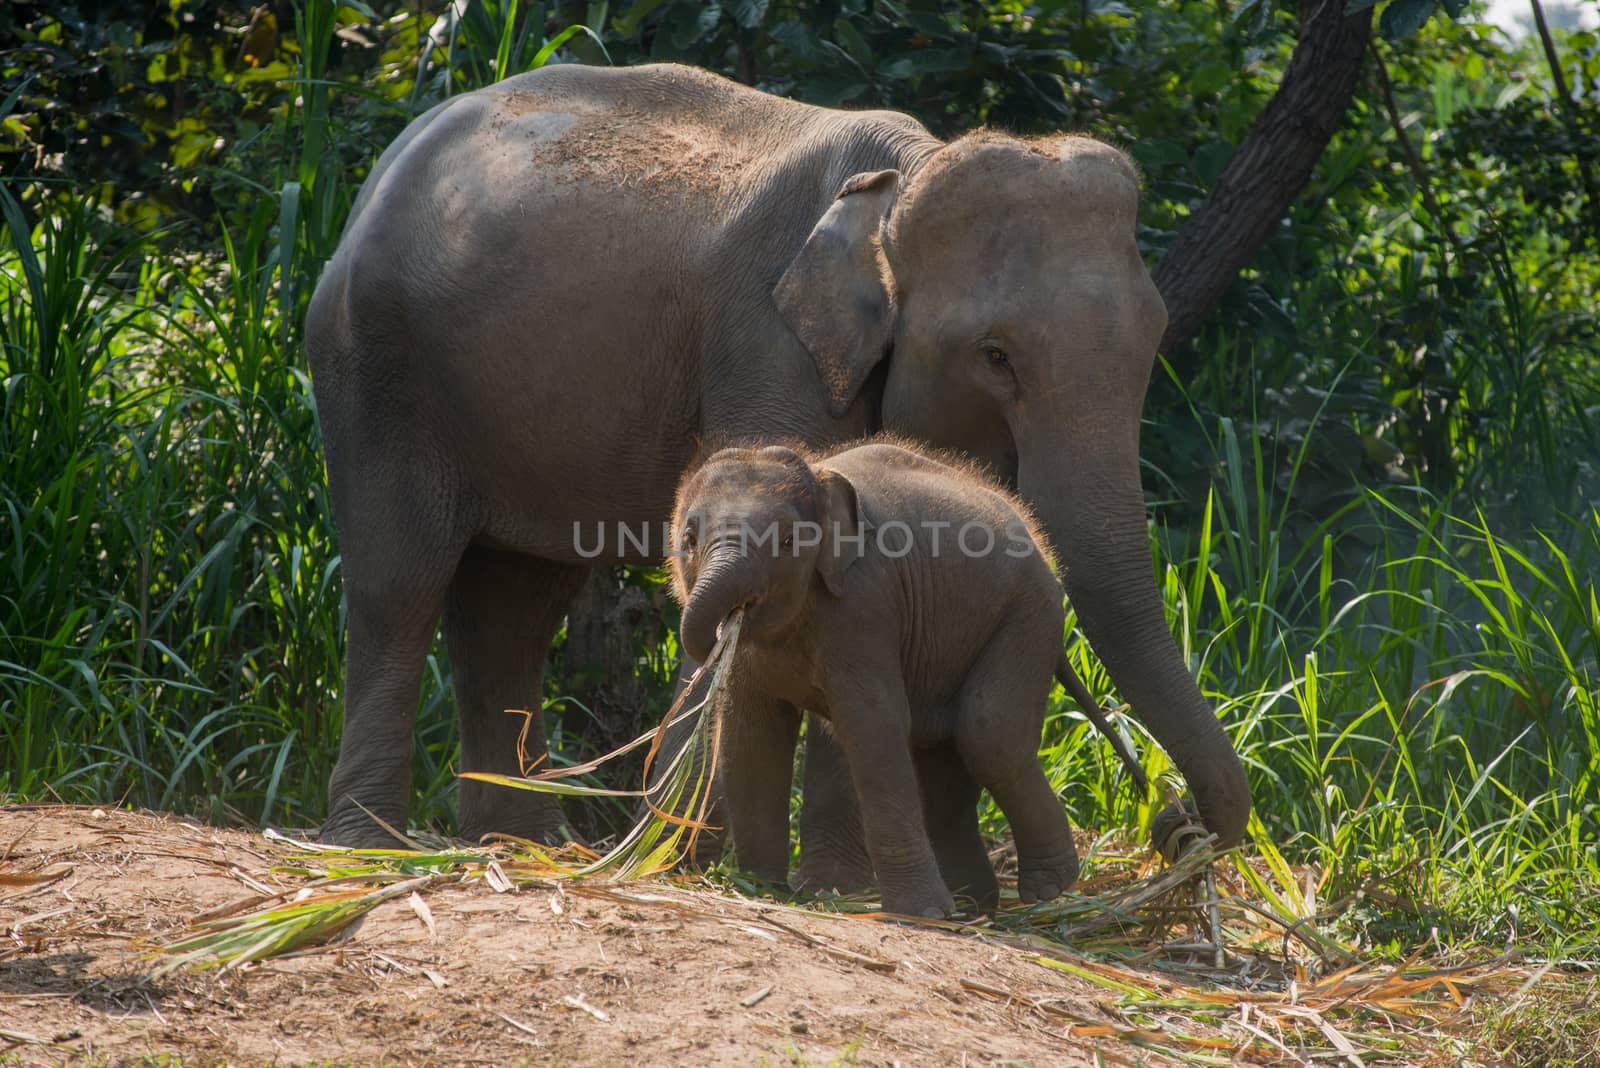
<box><xmin>648</xmin><ymin>658</ymin><xmax>726</xmax><ymax>868</ymax></box>
<box><xmin>793</xmin><ymin>723</ymin><xmax>874</xmax><ymax>895</ymax></box>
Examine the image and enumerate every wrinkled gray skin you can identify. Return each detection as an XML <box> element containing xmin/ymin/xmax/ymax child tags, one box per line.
<box><xmin>304</xmin><ymin>62</ymin><xmax>1250</xmax><ymax>860</ymax></box>
<box><xmin>672</xmin><ymin>441</ymin><xmax>1088</xmax><ymax>917</ymax></box>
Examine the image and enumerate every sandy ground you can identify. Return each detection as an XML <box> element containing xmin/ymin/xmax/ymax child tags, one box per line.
<box><xmin>0</xmin><ymin>805</ymin><xmax>1187</xmax><ymax>1066</ymax></box>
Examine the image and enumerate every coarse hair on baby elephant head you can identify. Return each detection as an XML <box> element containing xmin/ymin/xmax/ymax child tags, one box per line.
<box><xmin>669</xmin><ymin>444</ymin><xmax>868</xmax><ymax>663</ymax></box>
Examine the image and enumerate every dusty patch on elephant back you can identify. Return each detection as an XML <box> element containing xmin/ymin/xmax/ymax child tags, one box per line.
<box><xmin>535</xmin><ymin>113</ymin><xmax>755</xmax><ymax>199</ymax></box>
<box><xmin>0</xmin><ymin>806</ymin><xmax>1565</xmax><ymax>1066</ymax></box>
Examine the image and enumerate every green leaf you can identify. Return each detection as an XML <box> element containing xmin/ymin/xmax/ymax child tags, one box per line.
<box><xmin>1193</xmin><ymin>141</ymin><xmax>1235</xmax><ymax>185</ymax></box>
<box><xmin>529</xmin><ymin>24</ymin><xmax>609</xmax><ymax>70</ymax></box>
<box><xmin>832</xmin><ymin>18</ymin><xmax>873</xmax><ymax>69</ymax></box>
<box><xmin>696</xmin><ymin>2</ymin><xmax>723</xmax><ymax>37</ymax></box>
<box><xmin>457</xmin><ymin>771</ymin><xmax>642</xmax><ymax>798</ymax></box>
<box><xmin>1190</xmin><ymin>59</ymin><xmax>1233</xmax><ymax>97</ymax></box>
<box><xmin>612</xmin><ymin>0</ymin><xmax>667</xmax><ymax>36</ymax></box>
<box><xmin>879</xmin><ymin>48</ymin><xmax>970</xmax><ymax>80</ymax></box>
<box><xmin>1378</xmin><ymin>0</ymin><xmax>1437</xmax><ymax>40</ymax></box>
<box><xmin>1245</xmin><ymin>284</ymin><xmax>1297</xmax><ymax>341</ymax></box>
<box><xmin>805</xmin><ymin>70</ymin><xmax>872</xmax><ymax>106</ymax></box>
<box><xmin>902</xmin><ymin>11</ymin><xmax>956</xmax><ymax>35</ymax></box>
<box><xmin>277</xmin><ymin>180</ymin><xmax>300</xmax><ymax>350</ymax></box>
<box><xmin>1233</xmin><ymin>0</ymin><xmax>1274</xmax><ymax>31</ymax></box>
<box><xmin>768</xmin><ymin>19</ymin><xmax>822</xmax><ymax>61</ymax></box>
<box><xmin>730</xmin><ymin>0</ymin><xmax>768</xmax><ymax>30</ymax></box>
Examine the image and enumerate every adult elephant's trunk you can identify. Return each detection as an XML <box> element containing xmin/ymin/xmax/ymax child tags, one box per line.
<box><xmin>1022</xmin><ymin>439</ymin><xmax>1251</xmax><ymax>852</ymax></box>
<box><xmin>679</xmin><ymin>540</ymin><xmax>764</xmax><ymax>664</ymax></box>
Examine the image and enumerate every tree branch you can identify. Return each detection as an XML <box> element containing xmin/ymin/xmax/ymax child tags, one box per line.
<box><xmin>1152</xmin><ymin>0</ymin><xmax>1373</xmax><ymax>356</ymax></box>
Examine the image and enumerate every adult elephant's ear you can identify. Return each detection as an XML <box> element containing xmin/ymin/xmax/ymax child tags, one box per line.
<box><xmin>816</xmin><ymin>469</ymin><xmax>870</xmax><ymax>598</ymax></box>
<box><xmin>776</xmin><ymin>170</ymin><xmax>901</xmax><ymax>419</ymax></box>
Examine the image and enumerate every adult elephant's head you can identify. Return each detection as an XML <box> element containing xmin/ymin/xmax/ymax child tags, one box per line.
<box><xmin>774</xmin><ymin>132</ymin><xmax>1250</xmax><ymax>853</ymax></box>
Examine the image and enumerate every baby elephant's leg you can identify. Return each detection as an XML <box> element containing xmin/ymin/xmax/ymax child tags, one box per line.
<box><xmin>828</xmin><ymin>674</ymin><xmax>954</xmax><ymax>918</ymax></box>
<box><xmin>915</xmin><ymin>742</ymin><xmax>999</xmax><ymax>913</ymax></box>
<box><xmin>957</xmin><ymin>625</ymin><xmax>1080</xmax><ymax>904</ymax></box>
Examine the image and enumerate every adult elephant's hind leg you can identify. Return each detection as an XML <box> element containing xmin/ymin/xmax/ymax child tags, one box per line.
<box><xmin>718</xmin><ymin>689</ymin><xmax>802</xmax><ymax>885</ymax></box>
<box><xmin>324</xmin><ymin>515</ymin><xmax>463</xmax><ymax>847</ymax></box>
<box><xmin>445</xmin><ymin>546</ymin><xmax>589</xmax><ymax>844</ymax></box>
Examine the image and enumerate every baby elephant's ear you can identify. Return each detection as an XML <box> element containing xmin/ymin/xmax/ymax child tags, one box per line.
<box><xmin>817</xmin><ymin>469</ymin><xmax>870</xmax><ymax>598</ymax></box>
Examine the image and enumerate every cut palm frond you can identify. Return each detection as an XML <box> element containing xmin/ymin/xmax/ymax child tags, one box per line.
<box><xmin>150</xmin><ymin>875</ymin><xmax>446</xmax><ymax>977</ymax></box>
<box><xmin>462</xmin><ymin>609</ymin><xmax>744</xmax><ymax>880</ymax></box>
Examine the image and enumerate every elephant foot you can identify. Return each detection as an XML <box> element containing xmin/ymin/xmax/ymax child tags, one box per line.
<box><xmin>792</xmin><ymin>849</ymin><xmax>874</xmax><ymax>896</ymax></box>
<box><xmin>931</xmin><ymin>844</ymin><xmax>999</xmax><ymax>914</ymax></box>
<box><xmin>880</xmin><ymin>882</ymin><xmax>956</xmax><ymax>920</ymax></box>
<box><xmin>1016</xmin><ymin>850</ymin><xmax>1080</xmax><ymax>905</ymax></box>
<box><xmin>320</xmin><ymin>798</ymin><xmax>416</xmax><ymax>849</ymax></box>
<box><xmin>946</xmin><ymin>865</ymin><xmax>1000</xmax><ymax>916</ymax></box>
<box><xmin>458</xmin><ymin>791</ymin><xmax>573</xmax><ymax>848</ymax></box>
<box><xmin>686</xmin><ymin>825</ymin><xmax>726</xmax><ymax>870</ymax></box>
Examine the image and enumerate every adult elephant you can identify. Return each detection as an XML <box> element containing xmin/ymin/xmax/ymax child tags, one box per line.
<box><xmin>304</xmin><ymin>62</ymin><xmax>1250</xmax><ymax>868</ymax></box>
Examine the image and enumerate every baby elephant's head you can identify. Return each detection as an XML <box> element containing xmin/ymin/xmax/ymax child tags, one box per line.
<box><xmin>670</xmin><ymin>445</ymin><xmax>867</xmax><ymax>662</ymax></box>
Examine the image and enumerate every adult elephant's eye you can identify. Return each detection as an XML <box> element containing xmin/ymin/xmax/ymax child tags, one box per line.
<box><xmin>780</xmin><ymin>533</ymin><xmax>794</xmax><ymax>551</ymax></box>
<box><xmin>983</xmin><ymin>345</ymin><xmax>1009</xmax><ymax>367</ymax></box>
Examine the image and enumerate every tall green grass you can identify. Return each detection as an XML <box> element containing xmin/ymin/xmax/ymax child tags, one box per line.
<box><xmin>0</xmin><ymin>0</ymin><xmax>625</xmax><ymax>831</ymax></box>
<box><xmin>1042</xmin><ymin>432</ymin><xmax>1600</xmax><ymax>953</ymax></box>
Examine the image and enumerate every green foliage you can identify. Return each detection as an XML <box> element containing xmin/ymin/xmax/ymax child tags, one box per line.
<box><xmin>1350</xmin><ymin>0</ymin><xmax>1455</xmax><ymax>42</ymax></box>
<box><xmin>1042</xmin><ymin>428</ymin><xmax>1600</xmax><ymax>951</ymax></box>
<box><xmin>1</xmin><ymin>0</ymin><xmax>1597</xmax><ymax>974</ymax></box>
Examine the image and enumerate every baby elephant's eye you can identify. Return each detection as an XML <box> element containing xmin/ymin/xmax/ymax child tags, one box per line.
<box><xmin>780</xmin><ymin>533</ymin><xmax>794</xmax><ymax>551</ymax></box>
<box><xmin>681</xmin><ymin>527</ymin><xmax>697</xmax><ymax>551</ymax></box>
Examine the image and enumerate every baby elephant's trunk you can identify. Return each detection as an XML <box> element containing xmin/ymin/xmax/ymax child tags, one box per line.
<box><xmin>680</xmin><ymin>541</ymin><xmax>764</xmax><ymax>663</ymax></box>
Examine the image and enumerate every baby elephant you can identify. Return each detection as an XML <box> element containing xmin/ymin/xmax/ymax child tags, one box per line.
<box><xmin>669</xmin><ymin>439</ymin><xmax>1141</xmax><ymax>918</ymax></box>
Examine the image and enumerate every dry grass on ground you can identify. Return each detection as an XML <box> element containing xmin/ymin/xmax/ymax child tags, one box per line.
<box><xmin>1</xmin><ymin>806</ymin><xmax>1591</xmax><ymax>1066</ymax></box>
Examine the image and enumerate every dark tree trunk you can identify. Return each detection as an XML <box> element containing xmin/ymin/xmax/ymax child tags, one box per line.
<box><xmin>1153</xmin><ymin>0</ymin><xmax>1373</xmax><ymax>356</ymax></box>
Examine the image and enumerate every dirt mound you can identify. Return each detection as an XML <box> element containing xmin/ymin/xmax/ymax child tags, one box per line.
<box><xmin>4</xmin><ymin>805</ymin><xmax>1573</xmax><ymax>1066</ymax></box>
<box><xmin>1</xmin><ymin>806</ymin><xmax>1167</xmax><ymax>1065</ymax></box>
